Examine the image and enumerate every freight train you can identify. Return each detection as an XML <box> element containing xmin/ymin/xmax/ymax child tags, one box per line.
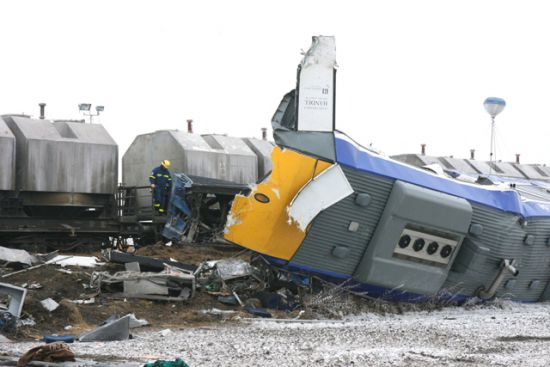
<box><xmin>223</xmin><ymin>36</ymin><xmax>550</xmax><ymax>303</ymax></box>
<box><xmin>0</xmin><ymin>112</ymin><xmax>273</xmax><ymax>248</ymax></box>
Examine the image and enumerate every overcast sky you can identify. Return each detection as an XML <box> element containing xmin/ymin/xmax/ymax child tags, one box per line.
<box><xmin>2</xmin><ymin>0</ymin><xmax>550</xmax><ymax>165</ymax></box>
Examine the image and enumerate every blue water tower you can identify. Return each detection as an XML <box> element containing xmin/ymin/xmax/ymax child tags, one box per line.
<box><xmin>483</xmin><ymin>97</ymin><xmax>506</xmax><ymax>166</ymax></box>
<box><xmin>484</xmin><ymin>97</ymin><xmax>506</xmax><ymax>119</ymax></box>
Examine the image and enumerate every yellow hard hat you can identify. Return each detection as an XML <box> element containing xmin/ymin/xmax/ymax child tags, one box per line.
<box><xmin>162</xmin><ymin>160</ymin><xmax>171</xmax><ymax>168</ymax></box>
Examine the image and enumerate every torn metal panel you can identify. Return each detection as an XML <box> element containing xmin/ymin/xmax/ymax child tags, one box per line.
<box><xmin>0</xmin><ymin>282</ymin><xmax>27</xmax><ymax>318</ymax></box>
<box><xmin>92</xmin><ymin>265</ymin><xmax>195</xmax><ymax>300</ymax></box>
<box><xmin>79</xmin><ymin>314</ymin><xmax>130</xmax><ymax>342</ymax></box>
<box><xmin>40</xmin><ymin>298</ymin><xmax>60</xmax><ymax>312</ymax></box>
<box><xmin>214</xmin><ymin>259</ymin><xmax>253</xmax><ymax>281</ymax></box>
<box><xmin>271</xmin><ymin>89</ymin><xmax>336</xmax><ymax>161</ymax></box>
<box><xmin>106</xmin><ymin>249</ymin><xmax>197</xmax><ymax>273</ymax></box>
<box><xmin>0</xmin><ymin>246</ymin><xmax>34</xmax><ymax>268</ymax></box>
<box><xmin>47</xmin><ymin>255</ymin><xmax>102</xmax><ymax>268</ymax></box>
<box><xmin>297</xmin><ymin>36</ymin><xmax>336</xmax><ymax>132</ymax></box>
<box><xmin>288</xmin><ymin>164</ymin><xmax>354</xmax><ymax>231</ymax></box>
<box><xmin>124</xmin><ymin>279</ymin><xmax>170</xmax><ymax>296</ymax></box>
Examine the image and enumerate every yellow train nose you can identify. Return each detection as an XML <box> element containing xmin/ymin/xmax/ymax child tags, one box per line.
<box><xmin>224</xmin><ymin>146</ymin><xmax>332</xmax><ymax>260</ymax></box>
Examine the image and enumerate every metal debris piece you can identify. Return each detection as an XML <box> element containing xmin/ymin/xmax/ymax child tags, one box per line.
<box><xmin>217</xmin><ymin>295</ymin><xmax>239</xmax><ymax>306</ymax></box>
<box><xmin>92</xmin><ymin>264</ymin><xmax>195</xmax><ymax>301</ymax></box>
<box><xmin>102</xmin><ymin>313</ymin><xmax>148</xmax><ymax>329</ymax></box>
<box><xmin>18</xmin><ymin>316</ymin><xmax>36</xmax><ymax>327</ymax></box>
<box><xmin>244</xmin><ymin>306</ymin><xmax>272</xmax><ymax>318</ymax></box>
<box><xmin>21</xmin><ymin>282</ymin><xmax>43</xmax><ymax>290</ymax></box>
<box><xmin>287</xmin><ymin>164</ymin><xmax>354</xmax><ymax>231</ymax></box>
<box><xmin>40</xmin><ymin>298</ymin><xmax>59</xmax><ymax>312</ymax></box>
<box><xmin>0</xmin><ymin>246</ymin><xmax>35</xmax><ymax>268</ymax></box>
<box><xmin>70</xmin><ymin>298</ymin><xmax>95</xmax><ymax>305</ymax></box>
<box><xmin>107</xmin><ymin>249</ymin><xmax>196</xmax><ymax>272</ymax></box>
<box><xmin>125</xmin><ymin>261</ymin><xmax>140</xmax><ymax>272</ymax></box>
<box><xmin>79</xmin><ymin>314</ymin><xmax>131</xmax><ymax>342</ymax></box>
<box><xmin>0</xmin><ymin>282</ymin><xmax>27</xmax><ymax>318</ymax></box>
<box><xmin>215</xmin><ymin>259</ymin><xmax>253</xmax><ymax>281</ymax></box>
<box><xmin>200</xmin><ymin>308</ymin><xmax>238</xmax><ymax>316</ymax></box>
<box><xmin>47</xmin><ymin>255</ymin><xmax>103</xmax><ymax>268</ymax></box>
<box><xmin>1</xmin><ymin>255</ymin><xmax>72</xmax><ymax>279</ymax></box>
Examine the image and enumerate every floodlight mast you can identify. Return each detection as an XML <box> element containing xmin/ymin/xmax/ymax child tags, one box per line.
<box><xmin>78</xmin><ymin>103</ymin><xmax>104</xmax><ymax>123</ymax></box>
<box><xmin>483</xmin><ymin>97</ymin><xmax>506</xmax><ymax>175</ymax></box>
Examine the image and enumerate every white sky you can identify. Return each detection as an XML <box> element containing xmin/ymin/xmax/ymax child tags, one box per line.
<box><xmin>2</xmin><ymin>0</ymin><xmax>550</xmax><ymax>165</ymax></box>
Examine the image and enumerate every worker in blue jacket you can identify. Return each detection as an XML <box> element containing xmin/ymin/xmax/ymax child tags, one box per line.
<box><xmin>149</xmin><ymin>160</ymin><xmax>172</xmax><ymax>214</ymax></box>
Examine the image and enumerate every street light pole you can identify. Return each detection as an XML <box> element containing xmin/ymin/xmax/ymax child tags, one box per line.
<box><xmin>78</xmin><ymin>104</ymin><xmax>104</xmax><ymax>123</ymax></box>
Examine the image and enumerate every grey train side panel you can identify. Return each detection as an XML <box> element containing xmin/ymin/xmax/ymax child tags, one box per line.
<box><xmin>292</xmin><ymin>164</ymin><xmax>550</xmax><ymax>301</ymax></box>
<box><xmin>445</xmin><ymin>205</ymin><xmax>550</xmax><ymax>301</ymax></box>
<box><xmin>290</xmin><ymin>167</ymin><xmax>394</xmax><ymax>275</ymax></box>
<box><xmin>353</xmin><ymin>180</ymin><xmax>472</xmax><ymax>295</ymax></box>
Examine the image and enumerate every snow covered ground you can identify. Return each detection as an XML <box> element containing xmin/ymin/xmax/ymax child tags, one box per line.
<box><xmin>4</xmin><ymin>301</ymin><xmax>550</xmax><ymax>366</ymax></box>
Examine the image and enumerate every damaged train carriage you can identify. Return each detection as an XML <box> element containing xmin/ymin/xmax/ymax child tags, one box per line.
<box><xmin>224</xmin><ymin>36</ymin><xmax>550</xmax><ymax>303</ymax></box>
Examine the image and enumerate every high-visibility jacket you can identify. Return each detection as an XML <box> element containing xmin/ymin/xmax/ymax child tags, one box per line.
<box><xmin>149</xmin><ymin>165</ymin><xmax>172</xmax><ymax>190</ymax></box>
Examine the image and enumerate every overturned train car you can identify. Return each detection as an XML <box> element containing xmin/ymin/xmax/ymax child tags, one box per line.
<box><xmin>224</xmin><ymin>36</ymin><xmax>550</xmax><ymax>303</ymax></box>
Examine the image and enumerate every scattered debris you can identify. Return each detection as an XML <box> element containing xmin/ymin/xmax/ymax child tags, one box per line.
<box><xmin>92</xmin><ymin>264</ymin><xmax>195</xmax><ymax>301</ymax></box>
<box><xmin>244</xmin><ymin>306</ymin><xmax>272</xmax><ymax>318</ymax></box>
<box><xmin>0</xmin><ymin>246</ymin><xmax>34</xmax><ymax>268</ymax></box>
<box><xmin>158</xmin><ymin>328</ymin><xmax>172</xmax><ymax>337</ymax></box>
<box><xmin>1</xmin><ymin>254</ymin><xmax>67</xmax><ymax>279</ymax></box>
<box><xmin>0</xmin><ymin>311</ymin><xmax>17</xmax><ymax>332</ymax></box>
<box><xmin>69</xmin><ymin>297</ymin><xmax>95</xmax><ymax>305</ymax></box>
<box><xmin>0</xmin><ymin>334</ymin><xmax>12</xmax><ymax>343</ymax></box>
<box><xmin>79</xmin><ymin>314</ymin><xmax>131</xmax><ymax>342</ymax></box>
<box><xmin>0</xmin><ymin>282</ymin><xmax>27</xmax><ymax>318</ymax></box>
<box><xmin>40</xmin><ymin>298</ymin><xmax>60</xmax><ymax>312</ymax></box>
<box><xmin>218</xmin><ymin>295</ymin><xmax>239</xmax><ymax>306</ymax></box>
<box><xmin>17</xmin><ymin>316</ymin><xmax>36</xmax><ymax>327</ymax></box>
<box><xmin>196</xmin><ymin>258</ymin><xmax>263</xmax><ymax>296</ymax></box>
<box><xmin>107</xmin><ymin>249</ymin><xmax>196</xmax><ymax>272</ymax></box>
<box><xmin>102</xmin><ymin>313</ymin><xmax>148</xmax><ymax>329</ymax></box>
<box><xmin>1</xmin><ymin>262</ymin><xmax>52</xmax><ymax>279</ymax></box>
<box><xmin>47</xmin><ymin>255</ymin><xmax>102</xmax><ymax>268</ymax></box>
<box><xmin>21</xmin><ymin>282</ymin><xmax>43</xmax><ymax>290</ymax></box>
<box><xmin>200</xmin><ymin>308</ymin><xmax>238</xmax><ymax>316</ymax></box>
<box><xmin>16</xmin><ymin>342</ymin><xmax>75</xmax><ymax>367</ymax></box>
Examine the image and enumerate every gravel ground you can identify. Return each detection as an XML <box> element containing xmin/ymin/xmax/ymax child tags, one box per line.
<box><xmin>3</xmin><ymin>301</ymin><xmax>550</xmax><ymax>366</ymax></box>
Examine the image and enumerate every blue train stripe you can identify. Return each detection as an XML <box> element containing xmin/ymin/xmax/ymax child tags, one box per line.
<box><xmin>334</xmin><ymin>135</ymin><xmax>550</xmax><ymax>218</ymax></box>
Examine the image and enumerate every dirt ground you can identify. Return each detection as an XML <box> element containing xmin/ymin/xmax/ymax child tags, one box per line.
<box><xmin>1</xmin><ymin>243</ymin><xmax>257</xmax><ymax>341</ymax></box>
<box><xmin>3</xmin><ymin>243</ymin><xmax>550</xmax><ymax>366</ymax></box>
